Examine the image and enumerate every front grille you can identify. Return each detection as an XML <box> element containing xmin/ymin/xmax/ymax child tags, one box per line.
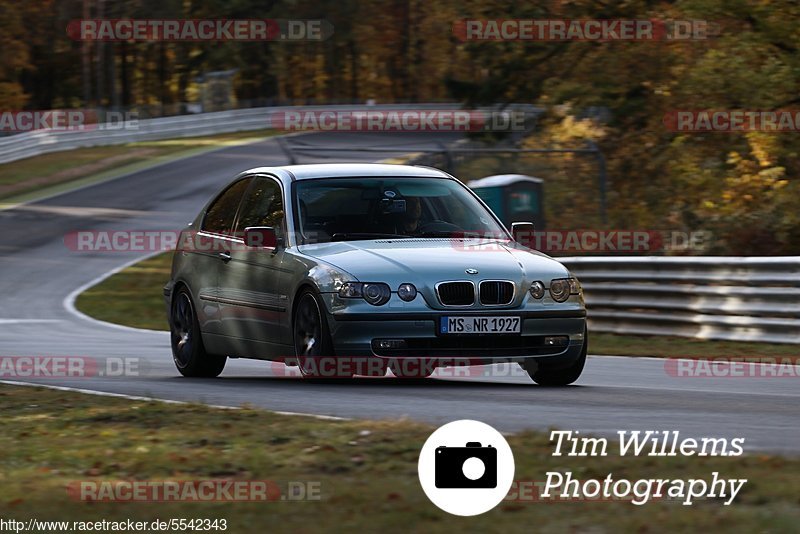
<box><xmin>479</xmin><ymin>281</ymin><xmax>515</xmax><ymax>305</ymax></box>
<box><xmin>437</xmin><ymin>281</ymin><xmax>475</xmax><ymax>306</ymax></box>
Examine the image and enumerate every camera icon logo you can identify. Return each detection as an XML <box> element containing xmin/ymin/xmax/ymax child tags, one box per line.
<box><xmin>435</xmin><ymin>442</ymin><xmax>497</xmax><ymax>488</ymax></box>
<box><xmin>418</xmin><ymin>420</ymin><xmax>515</xmax><ymax>516</ymax></box>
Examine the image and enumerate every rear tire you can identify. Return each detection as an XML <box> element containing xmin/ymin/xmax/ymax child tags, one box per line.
<box><xmin>170</xmin><ymin>287</ymin><xmax>227</xmax><ymax>377</ymax></box>
<box><xmin>526</xmin><ymin>330</ymin><xmax>587</xmax><ymax>386</ymax></box>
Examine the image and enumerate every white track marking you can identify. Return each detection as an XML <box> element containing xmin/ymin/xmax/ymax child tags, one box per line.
<box><xmin>0</xmin><ymin>319</ymin><xmax>62</xmax><ymax>324</ymax></box>
<box><xmin>62</xmin><ymin>249</ymin><xmax>168</xmax><ymax>334</ymax></box>
<box><xmin>0</xmin><ymin>379</ymin><xmax>350</xmax><ymax>421</ymax></box>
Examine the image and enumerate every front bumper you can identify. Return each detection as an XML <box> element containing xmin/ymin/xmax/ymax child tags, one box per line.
<box><xmin>325</xmin><ymin>307</ymin><xmax>587</xmax><ymax>367</ymax></box>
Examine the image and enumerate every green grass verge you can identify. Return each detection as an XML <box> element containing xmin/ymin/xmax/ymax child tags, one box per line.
<box><xmin>75</xmin><ymin>252</ymin><xmax>799</xmax><ymax>360</ymax></box>
<box><xmin>0</xmin><ymin>129</ymin><xmax>278</xmax><ymax>204</ymax></box>
<box><xmin>0</xmin><ymin>383</ymin><xmax>797</xmax><ymax>531</ymax></box>
<box><xmin>75</xmin><ymin>252</ymin><xmax>173</xmax><ymax>331</ymax></box>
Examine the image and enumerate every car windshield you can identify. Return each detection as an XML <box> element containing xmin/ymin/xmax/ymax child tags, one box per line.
<box><xmin>294</xmin><ymin>177</ymin><xmax>508</xmax><ymax>244</ymax></box>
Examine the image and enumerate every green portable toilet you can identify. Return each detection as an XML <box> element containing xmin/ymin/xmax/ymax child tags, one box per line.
<box><xmin>468</xmin><ymin>174</ymin><xmax>545</xmax><ymax>229</ymax></box>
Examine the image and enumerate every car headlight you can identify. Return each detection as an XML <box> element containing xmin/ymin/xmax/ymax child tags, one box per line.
<box><xmin>528</xmin><ymin>280</ymin><xmax>546</xmax><ymax>299</ymax></box>
<box><xmin>338</xmin><ymin>282</ymin><xmax>391</xmax><ymax>306</ymax></box>
<box><xmin>397</xmin><ymin>283</ymin><xmax>417</xmax><ymax>302</ymax></box>
<box><xmin>549</xmin><ymin>277</ymin><xmax>580</xmax><ymax>302</ymax></box>
<box><xmin>529</xmin><ymin>281</ymin><xmax>545</xmax><ymax>299</ymax></box>
<box><xmin>363</xmin><ymin>283</ymin><xmax>391</xmax><ymax>306</ymax></box>
<box><xmin>338</xmin><ymin>282</ymin><xmax>363</xmax><ymax>299</ymax></box>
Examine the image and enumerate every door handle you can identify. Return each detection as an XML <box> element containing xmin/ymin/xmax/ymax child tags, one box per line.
<box><xmin>218</xmin><ymin>251</ymin><xmax>232</xmax><ymax>262</ymax></box>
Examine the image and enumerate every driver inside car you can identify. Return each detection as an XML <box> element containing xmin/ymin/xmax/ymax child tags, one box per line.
<box><xmin>400</xmin><ymin>196</ymin><xmax>423</xmax><ymax>234</ymax></box>
<box><xmin>373</xmin><ymin>195</ymin><xmax>424</xmax><ymax>236</ymax></box>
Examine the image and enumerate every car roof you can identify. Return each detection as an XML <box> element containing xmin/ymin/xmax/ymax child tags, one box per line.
<box><xmin>468</xmin><ymin>174</ymin><xmax>544</xmax><ymax>188</ymax></box>
<box><xmin>240</xmin><ymin>163</ymin><xmax>452</xmax><ymax>181</ymax></box>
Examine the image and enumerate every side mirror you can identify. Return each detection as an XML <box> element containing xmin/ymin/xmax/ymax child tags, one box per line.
<box><xmin>243</xmin><ymin>226</ymin><xmax>281</xmax><ymax>249</ymax></box>
<box><xmin>511</xmin><ymin>222</ymin><xmax>535</xmax><ymax>248</ymax></box>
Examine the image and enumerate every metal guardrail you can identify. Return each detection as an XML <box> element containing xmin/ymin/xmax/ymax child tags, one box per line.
<box><xmin>0</xmin><ymin>103</ymin><xmax>470</xmax><ymax>165</ymax></box>
<box><xmin>560</xmin><ymin>256</ymin><xmax>800</xmax><ymax>344</ymax></box>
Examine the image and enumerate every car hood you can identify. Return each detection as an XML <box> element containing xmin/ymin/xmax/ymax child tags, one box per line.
<box><xmin>298</xmin><ymin>238</ymin><xmax>570</xmax><ymax>297</ymax></box>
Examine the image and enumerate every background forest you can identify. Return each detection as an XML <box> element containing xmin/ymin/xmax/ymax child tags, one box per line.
<box><xmin>2</xmin><ymin>0</ymin><xmax>798</xmax><ymax>254</ymax></box>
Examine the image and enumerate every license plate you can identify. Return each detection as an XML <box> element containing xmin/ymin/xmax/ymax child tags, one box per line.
<box><xmin>440</xmin><ymin>316</ymin><xmax>520</xmax><ymax>334</ymax></box>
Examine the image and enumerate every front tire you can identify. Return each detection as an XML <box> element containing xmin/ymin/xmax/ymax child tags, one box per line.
<box><xmin>525</xmin><ymin>331</ymin><xmax>587</xmax><ymax>386</ymax></box>
<box><xmin>293</xmin><ymin>289</ymin><xmax>350</xmax><ymax>378</ymax></box>
<box><xmin>170</xmin><ymin>287</ymin><xmax>227</xmax><ymax>377</ymax></box>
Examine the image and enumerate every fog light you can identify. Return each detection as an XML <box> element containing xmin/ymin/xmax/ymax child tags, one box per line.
<box><xmin>374</xmin><ymin>339</ymin><xmax>407</xmax><ymax>350</ymax></box>
<box><xmin>543</xmin><ymin>336</ymin><xmax>569</xmax><ymax>346</ymax></box>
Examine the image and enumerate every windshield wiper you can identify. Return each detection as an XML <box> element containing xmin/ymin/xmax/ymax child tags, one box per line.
<box><xmin>331</xmin><ymin>232</ymin><xmax>412</xmax><ymax>241</ymax></box>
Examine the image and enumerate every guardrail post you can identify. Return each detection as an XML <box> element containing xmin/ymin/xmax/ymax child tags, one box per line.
<box><xmin>587</xmin><ymin>141</ymin><xmax>608</xmax><ymax>225</ymax></box>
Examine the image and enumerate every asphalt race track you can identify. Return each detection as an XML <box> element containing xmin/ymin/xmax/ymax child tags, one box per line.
<box><xmin>1</xmin><ymin>131</ymin><xmax>798</xmax><ymax>454</ymax></box>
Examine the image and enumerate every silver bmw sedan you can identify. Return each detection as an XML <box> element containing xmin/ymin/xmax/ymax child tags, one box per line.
<box><xmin>164</xmin><ymin>163</ymin><xmax>587</xmax><ymax>385</ymax></box>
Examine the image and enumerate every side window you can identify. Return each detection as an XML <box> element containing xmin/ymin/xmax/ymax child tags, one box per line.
<box><xmin>234</xmin><ymin>177</ymin><xmax>285</xmax><ymax>235</ymax></box>
<box><xmin>202</xmin><ymin>178</ymin><xmax>252</xmax><ymax>235</ymax></box>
